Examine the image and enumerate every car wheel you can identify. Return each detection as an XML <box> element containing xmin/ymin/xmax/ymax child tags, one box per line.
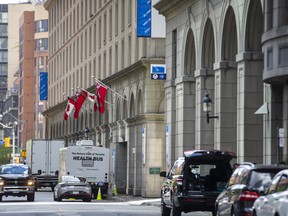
<box><xmin>0</xmin><ymin>196</ymin><xmax>2</xmax><ymax>202</ymax></box>
<box><xmin>171</xmin><ymin>204</ymin><xmax>181</xmax><ymax>216</ymax></box>
<box><xmin>27</xmin><ymin>194</ymin><xmax>35</xmax><ymax>201</ymax></box>
<box><xmin>57</xmin><ymin>196</ymin><xmax>62</xmax><ymax>202</ymax></box>
<box><xmin>161</xmin><ymin>199</ymin><xmax>171</xmax><ymax>216</ymax></box>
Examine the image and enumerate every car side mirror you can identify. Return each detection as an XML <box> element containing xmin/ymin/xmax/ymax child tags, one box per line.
<box><xmin>38</xmin><ymin>170</ymin><xmax>42</xmax><ymax>175</ymax></box>
<box><xmin>160</xmin><ymin>171</ymin><xmax>167</xmax><ymax>177</ymax></box>
<box><xmin>55</xmin><ymin>170</ymin><xmax>59</xmax><ymax>177</ymax></box>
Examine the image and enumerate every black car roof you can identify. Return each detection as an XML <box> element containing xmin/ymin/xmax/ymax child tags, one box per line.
<box><xmin>184</xmin><ymin>150</ymin><xmax>236</xmax><ymax>160</ymax></box>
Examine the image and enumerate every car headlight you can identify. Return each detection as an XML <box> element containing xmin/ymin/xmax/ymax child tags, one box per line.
<box><xmin>0</xmin><ymin>179</ymin><xmax>4</xmax><ymax>186</ymax></box>
<box><xmin>27</xmin><ymin>179</ymin><xmax>35</xmax><ymax>186</ymax></box>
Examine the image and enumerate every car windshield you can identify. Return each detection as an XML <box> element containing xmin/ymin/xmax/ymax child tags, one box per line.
<box><xmin>248</xmin><ymin>170</ymin><xmax>277</xmax><ymax>190</ymax></box>
<box><xmin>0</xmin><ymin>165</ymin><xmax>28</xmax><ymax>174</ymax></box>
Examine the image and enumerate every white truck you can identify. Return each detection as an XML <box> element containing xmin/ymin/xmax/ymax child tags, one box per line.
<box><xmin>26</xmin><ymin>139</ymin><xmax>65</xmax><ymax>191</ymax></box>
<box><xmin>59</xmin><ymin>140</ymin><xmax>110</xmax><ymax>198</ymax></box>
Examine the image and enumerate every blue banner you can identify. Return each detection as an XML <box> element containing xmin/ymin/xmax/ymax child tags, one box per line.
<box><xmin>137</xmin><ymin>0</ymin><xmax>151</xmax><ymax>37</ymax></box>
<box><xmin>40</xmin><ymin>72</ymin><xmax>48</xmax><ymax>101</ymax></box>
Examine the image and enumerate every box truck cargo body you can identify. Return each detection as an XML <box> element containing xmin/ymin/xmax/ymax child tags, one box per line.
<box><xmin>26</xmin><ymin>139</ymin><xmax>65</xmax><ymax>191</ymax></box>
<box><xmin>59</xmin><ymin>140</ymin><xmax>110</xmax><ymax>197</ymax></box>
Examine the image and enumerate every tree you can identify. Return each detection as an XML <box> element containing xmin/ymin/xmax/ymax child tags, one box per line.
<box><xmin>0</xmin><ymin>145</ymin><xmax>12</xmax><ymax>165</ymax></box>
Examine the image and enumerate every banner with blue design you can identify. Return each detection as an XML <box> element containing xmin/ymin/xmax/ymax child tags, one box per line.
<box><xmin>40</xmin><ymin>72</ymin><xmax>48</xmax><ymax>101</ymax></box>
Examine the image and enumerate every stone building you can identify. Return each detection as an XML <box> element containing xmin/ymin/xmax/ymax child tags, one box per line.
<box><xmin>154</xmin><ymin>0</ymin><xmax>288</xmax><ymax>166</ymax></box>
<box><xmin>43</xmin><ymin>0</ymin><xmax>165</xmax><ymax>197</ymax></box>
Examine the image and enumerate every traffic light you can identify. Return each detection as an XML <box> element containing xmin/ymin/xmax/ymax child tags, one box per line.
<box><xmin>4</xmin><ymin>137</ymin><xmax>10</xmax><ymax>147</ymax></box>
<box><xmin>21</xmin><ymin>149</ymin><xmax>26</xmax><ymax>158</ymax></box>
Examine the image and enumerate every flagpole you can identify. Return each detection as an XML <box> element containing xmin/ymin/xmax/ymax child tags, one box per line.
<box><xmin>92</xmin><ymin>76</ymin><xmax>128</xmax><ymax>101</ymax></box>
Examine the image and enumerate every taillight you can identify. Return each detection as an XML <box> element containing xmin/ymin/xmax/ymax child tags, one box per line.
<box><xmin>238</xmin><ymin>191</ymin><xmax>259</xmax><ymax>202</ymax></box>
<box><xmin>176</xmin><ymin>178</ymin><xmax>183</xmax><ymax>185</ymax></box>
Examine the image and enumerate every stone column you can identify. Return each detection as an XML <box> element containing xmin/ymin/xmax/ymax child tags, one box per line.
<box><xmin>141</xmin><ymin>114</ymin><xmax>165</xmax><ymax>197</ymax></box>
<box><xmin>236</xmin><ymin>52</ymin><xmax>264</xmax><ymax>163</ymax></box>
<box><xmin>195</xmin><ymin>68</ymin><xmax>214</xmax><ymax>150</ymax></box>
<box><xmin>124</xmin><ymin>118</ymin><xmax>135</xmax><ymax>195</ymax></box>
<box><xmin>164</xmin><ymin>81</ymin><xmax>176</xmax><ymax>168</ymax></box>
<box><xmin>214</xmin><ymin>61</ymin><xmax>237</xmax><ymax>153</ymax></box>
<box><xmin>175</xmin><ymin>76</ymin><xmax>196</xmax><ymax>153</ymax></box>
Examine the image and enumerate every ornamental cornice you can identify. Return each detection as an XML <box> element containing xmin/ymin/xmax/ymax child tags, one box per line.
<box><xmin>154</xmin><ymin>0</ymin><xmax>191</xmax><ymax>17</ymax></box>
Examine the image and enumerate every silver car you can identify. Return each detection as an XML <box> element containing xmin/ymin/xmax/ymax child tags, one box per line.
<box><xmin>252</xmin><ymin>169</ymin><xmax>288</xmax><ymax>216</ymax></box>
<box><xmin>53</xmin><ymin>175</ymin><xmax>92</xmax><ymax>202</ymax></box>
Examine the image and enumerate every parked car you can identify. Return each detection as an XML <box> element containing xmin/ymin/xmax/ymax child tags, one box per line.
<box><xmin>252</xmin><ymin>168</ymin><xmax>288</xmax><ymax>216</ymax></box>
<box><xmin>0</xmin><ymin>163</ymin><xmax>36</xmax><ymax>202</ymax></box>
<box><xmin>160</xmin><ymin>150</ymin><xmax>236</xmax><ymax>216</ymax></box>
<box><xmin>53</xmin><ymin>175</ymin><xmax>92</xmax><ymax>202</ymax></box>
<box><xmin>215</xmin><ymin>162</ymin><xmax>288</xmax><ymax>216</ymax></box>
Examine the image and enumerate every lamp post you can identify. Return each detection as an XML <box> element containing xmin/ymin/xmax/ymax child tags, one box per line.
<box><xmin>2</xmin><ymin>112</ymin><xmax>27</xmax><ymax>150</ymax></box>
<box><xmin>84</xmin><ymin>127</ymin><xmax>90</xmax><ymax>140</ymax></box>
<box><xmin>202</xmin><ymin>93</ymin><xmax>219</xmax><ymax>123</ymax></box>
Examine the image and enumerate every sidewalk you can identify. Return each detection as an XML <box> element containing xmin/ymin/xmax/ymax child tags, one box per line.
<box><xmin>108</xmin><ymin>194</ymin><xmax>161</xmax><ymax>207</ymax></box>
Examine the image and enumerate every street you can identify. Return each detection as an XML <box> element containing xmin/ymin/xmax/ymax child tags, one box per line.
<box><xmin>0</xmin><ymin>189</ymin><xmax>212</xmax><ymax>216</ymax></box>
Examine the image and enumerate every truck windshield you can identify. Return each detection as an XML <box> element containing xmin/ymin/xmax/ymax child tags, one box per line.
<box><xmin>0</xmin><ymin>165</ymin><xmax>28</xmax><ymax>174</ymax></box>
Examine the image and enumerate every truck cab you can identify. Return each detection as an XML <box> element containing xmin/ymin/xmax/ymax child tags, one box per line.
<box><xmin>0</xmin><ymin>163</ymin><xmax>36</xmax><ymax>201</ymax></box>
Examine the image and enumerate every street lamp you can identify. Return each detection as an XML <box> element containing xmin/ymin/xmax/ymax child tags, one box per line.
<box><xmin>3</xmin><ymin>112</ymin><xmax>27</xmax><ymax>149</ymax></box>
<box><xmin>202</xmin><ymin>93</ymin><xmax>218</xmax><ymax>124</ymax></box>
<box><xmin>84</xmin><ymin>127</ymin><xmax>90</xmax><ymax>140</ymax></box>
<box><xmin>0</xmin><ymin>116</ymin><xmax>17</xmax><ymax>163</ymax></box>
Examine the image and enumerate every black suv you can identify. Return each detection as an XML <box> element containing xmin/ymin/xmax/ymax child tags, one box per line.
<box><xmin>215</xmin><ymin>162</ymin><xmax>288</xmax><ymax>216</ymax></box>
<box><xmin>160</xmin><ymin>150</ymin><xmax>236</xmax><ymax>216</ymax></box>
<box><xmin>0</xmin><ymin>163</ymin><xmax>36</xmax><ymax>201</ymax></box>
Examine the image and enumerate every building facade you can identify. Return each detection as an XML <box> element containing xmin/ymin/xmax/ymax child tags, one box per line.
<box><xmin>43</xmin><ymin>0</ymin><xmax>165</xmax><ymax>197</ymax></box>
<box><xmin>154</xmin><ymin>0</ymin><xmax>288</xmax><ymax>167</ymax></box>
<box><xmin>0</xmin><ymin>2</ymin><xmax>34</xmax><ymax>150</ymax></box>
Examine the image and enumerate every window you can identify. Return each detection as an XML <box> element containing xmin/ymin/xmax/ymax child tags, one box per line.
<box><xmin>279</xmin><ymin>45</ymin><xmax>288</xmax><ymax>67</ymax></box>
<box><xmin>35</xmin><ymin>38</ymin><xmax>48</xmax><ymax>51</ymax></box>
<box><xmin>38</xmin><ymin>57</ymin><xmax>44</xmax><ymax>69</ymax></box>
<box><xmin>276</xmin><ymin>175</ymin><xmax>288</xmax><ymax>193</ymax></box>
<box><xmin>0</xmin><ymin>38</ymin><xmax>7</xmax><ymax>49</ymax></box>
<box><xmin>35</xmin><ymin>20</ymin><xmax>48</xmax><ymax>32</ymax></box>
<box><xmin>267</xmin><ymin>48</ymin><xmax>273</xmax><ymax>70</ymax></box>
<box><xmin>0</xmin><ymin>51</ymin><xmax>7</xmax><ymax>62</ymax></box>
<box><xmin>0</xmin><ymin>25</ymin><xmax>7</xmax><ymax>36</ymax></box>
<box><xmin>0</xmin><ymin>12</ymin><xmax>8</xmax><ymax>23</ymax></box>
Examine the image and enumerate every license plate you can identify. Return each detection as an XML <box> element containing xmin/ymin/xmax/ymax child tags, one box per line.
<box><xmin>72</xmin><ymin>191</ymin><xmax>79</xmax><ymax>194</ymax></box>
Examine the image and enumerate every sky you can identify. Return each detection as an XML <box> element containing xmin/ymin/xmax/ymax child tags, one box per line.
<box><xmin>0</xmin><ymin>0</ymin><xmax>30</xmax><ymax>4</ymax></box>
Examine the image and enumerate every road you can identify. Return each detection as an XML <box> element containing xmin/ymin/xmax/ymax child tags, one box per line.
<box><xmin>0</xmin><ymin>189</ymin><xmax>212</xmax><ymax>216</ymax></box>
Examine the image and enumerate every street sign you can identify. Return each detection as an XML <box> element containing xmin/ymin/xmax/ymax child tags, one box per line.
<box><xmin>279</xmin><ymin>128</ymin><xmax>285</xmax><ymax>147</ymax></box>
<box><xmin>150</xmin><ymin>64</ymin><xmax>166</xmax><ymax>80</ymax></box>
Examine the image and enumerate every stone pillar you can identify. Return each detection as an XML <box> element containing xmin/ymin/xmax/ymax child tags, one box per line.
<box><xmin>214</xmin><ymin>61</ymin><xmax>237</xmax><ymax>153</ymax></box>
<box><xmin>164</xmin><ymin>82</ymin><xmax>176</xmax><ymax>168</ymax></box>
<box><xmin>236</xmin><ymin>52</ymin><xmax>264</xmax><ymax>163</ymax></box>
<box><xmin>195</xmin><ymin>68</ymin><xmax>214</xmax><ymax>150</ymax></box>
<box><xmin>175</xmin><ymin>77</ymin><xmax>196</xmax><ymax>153</ymax></box>
<box><xmin>125</xmin><ymin>118</ymin><xmax>135</xmax><ymax>195</ymax></box>
<box><xmin>141</xmin><ymin>114</ymin><xmax>165</xmax><ymax>197</ymax></box>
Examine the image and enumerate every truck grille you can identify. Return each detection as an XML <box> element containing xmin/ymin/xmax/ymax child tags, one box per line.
<box><xmin>4</xmin><ymin>179</ymin><xmax>28</xmax><ymax>186</ymax></box>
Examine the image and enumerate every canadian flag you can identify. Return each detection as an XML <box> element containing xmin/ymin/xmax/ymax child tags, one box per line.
<box><xmin>96</xmin><ymin>82</ymin><xmax>108</xmax><ymax>114</ymax></box>
<box><xmin>64</xmin><ymin>97</ymin><xmax>76</xmax><ymax>120</ymax></box>
<box><xmin>81</xmin><ymin>89</ymin><xmax>98</xmax><ymax>112</ymax></box>
<box><xmin>74</xmin><ymin>91</ymin><xmax>87</xmax><ymax>119</ymax></box>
